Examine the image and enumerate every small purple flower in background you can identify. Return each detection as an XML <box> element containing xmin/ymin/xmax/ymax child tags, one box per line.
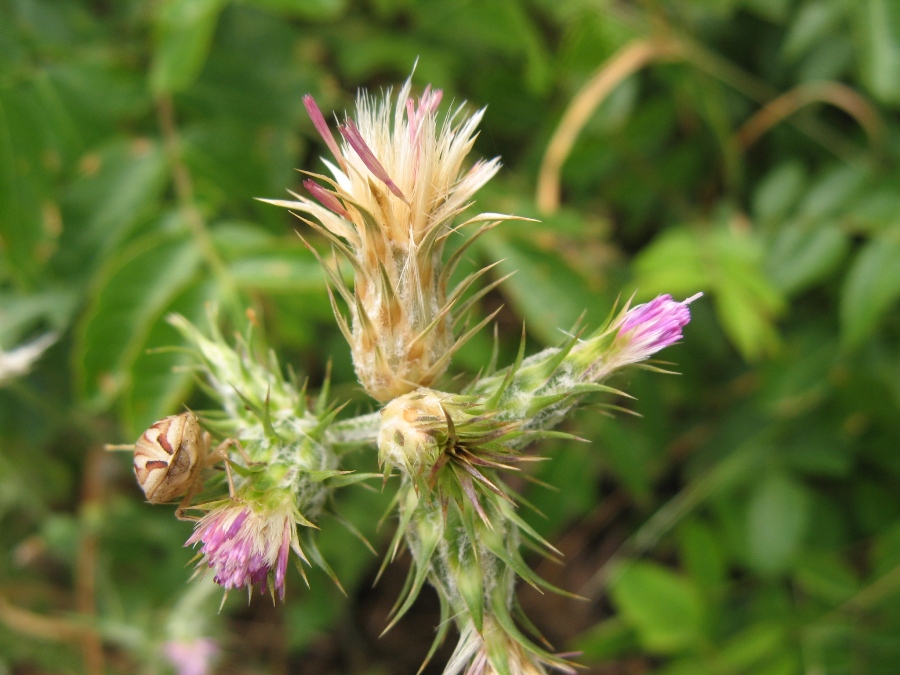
<box><xmin>613</xmin><ymin>293</ymin><xmax>702</xmax><ymax>364</ymax></box>
<box><xmin>162</xmin><ymin>637</ymin><xmax>219</xmax><ymax>675</ymax></box>
<box><xmin>186</xmin><ymin>501</ymin><xmax>305</xmax><ymax>600</ymax></box>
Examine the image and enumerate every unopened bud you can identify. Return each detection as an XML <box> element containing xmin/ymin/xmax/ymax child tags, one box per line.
<box><xmin>378</xmin><ymin>390</ymin><xmax>448</xmax><ymax>476</ymax></box>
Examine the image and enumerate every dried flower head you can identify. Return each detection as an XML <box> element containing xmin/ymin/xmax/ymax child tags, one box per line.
<box><xmin>264</xmin><ymin>75</ymin><xmax>523</xmax><ymax>401</ymax></box>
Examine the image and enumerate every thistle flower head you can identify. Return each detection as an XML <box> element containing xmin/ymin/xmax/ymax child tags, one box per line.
<box><xmin>264</xmin><ymin>74</ymin><xmax>520</xmax><ymax>401</ymax></box>
<box><xmin>612</xmin><ymin>292</ymin><xmax>702</xmax><ymax>365</ymax></box>
<box><xmin>186</xmin><ymin>495</ymin><xmax>306</xmax><ymax>600</ymax></box>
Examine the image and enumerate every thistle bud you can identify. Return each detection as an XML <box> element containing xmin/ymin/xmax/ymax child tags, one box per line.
<box><xmin>377</xmin><ymin>389</ymin><xmax>447</xmax><ymax>476</ymax></box>
<box><xmin>447</xmin><ymin>619</ymin><xmax>573</xmax><ymax>675</ymax></box>
<box><xmin>377</xmin><ymin>388</ymin><xmax>523</xmax><ymax>509</ymax></box>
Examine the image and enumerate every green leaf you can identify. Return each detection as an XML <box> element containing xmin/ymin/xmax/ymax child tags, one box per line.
<box><xmin>794</xmin><ymin>552</ymin><xmax>858</xmax><ymax>604</ymax></box>
<box><xmin>709</xmin><ymin>228</ymin><xmax>785</xmax><ymax>359</ymax></box>
<box><xmin>609</xmin><ymin>561</ymin><xmax>706</xmax><ymax>654</ymax></box>
<box><xmin>76</xmin><ymin>232</ymin><xmax>202</xmax><ymax>408</ymax></box>
<box><xmin>712</xmin><ymin>280</ymin><xmax>775</xmax><ymax>359</ymax></box>
<box><xmin>849</xmin><ymin>187</ymin><xmax>900</xmax><ymax>235</ymax></box>
<box><xmin>62</xmin><ymin>140</ymin><xmax>169</xmax><ymax>263</ymax></box>
<box><xmin>753</xmin><ymin>161</ymin><xmax>807</xmax><ymax>227</ymax></box>
<box><xmin>797</xmin><ymin>164</ymin><xmax>868</xmax><ymax>223</ymax></box>
<box><xmin>871</xmin><ymin>522</ymin><xmax>900</xmax><ymax>578</ymax></box>
<box><xmin>0</xmin><ymin>288</ymin><xmax>77</xmax><ymax>346</ymax></box>
<box><xmin>746</xmin><ymin>472</ymin><xmax>811</xmax><ymax>576</ymax></box>
<box><xmin>840</xmin><ymin>230</ymin><xmax>900</xmax><ymax>346</ymax></box>
<box><xmin>678</xmin><ymin>520</ymin><xmax>726</xmax><ymax>594</ymax></box>
<box><xmin>633</xmin><ymin>218</ymin><xmax>786</xmax><ymax>361</ymax></box>
<box><xmin>717</xmin><ymin>623</ymin><xmax>786</xmax><ymax>671</ymax></box>
<box><xmin>632</xmin><ymin>228</ymin><xmax>709</xmax><ymax>296</ymax></box>
<box><xmin>122</xmin><ymin>279</ymin><xmax>218</xmax><ymax>438</ymax></box>
<box><xmin>655</xmin><ymin>659</ymin><xmax>715</xmax><ymax>675</ymax></box>
<box><xmin>209</xmin><ymin>222</ymin><xmax>329</xmax><ymax>294</ymax></box>
<box><xmin>150</xmin><ymin>0</ymin><xmax>226</xmax><ymax>95</ymax></box>
<box><xmin>766</xmin><ymin>221</ymin><xmax>848</xmax><ymax>295</ymax></box>
<box><xmin>0</xmin><ymin>86</ymin><xmax>56</xmax><ymax>283</ymax></box>
<box><xmin>574</xmin><ymin>618</ymin><xmax>638</xmax><ymax>662</ymax></box>
<box><xmin>227</xmin><ymin>248</ymin><xmax>325</xmax><ymax>293</ymax></box>
<box><xmin>417</xmin><ymin>0</ymin><xmax>552</xmax><ymax>93</ymax></box>
<box><xmin>758</xmin><ymin>328</ymin><xmax>833</xmax><ymax>410</ymax></box>
<box><xmin>860</xmin><ymin>0</ymin><xmax>900</xmax><ymax>102</ymax></box>
<box><xmin>755</xmin><ymin>653</ymin><xmax>803</xmax><ymax>675</ymax></box>
<box><xmin>237</xmin><ymin>0</ymin><xmax>348</xmax><ymax>20</ymax></box>
<box><xmin>479</xmin><ymin>229</ymin><xmax>609</xmax><ymax>344</ymax></box>
<box><xmin>782</xmin><ymin>0</ymin><xmax>846</xmax><ymax>62</ymax></box>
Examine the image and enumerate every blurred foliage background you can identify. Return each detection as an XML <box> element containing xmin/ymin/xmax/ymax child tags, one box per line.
<box><xmin>2</xmin><ymin>0</ymin><xmax>900</xmax><ymax>673</ymax></box>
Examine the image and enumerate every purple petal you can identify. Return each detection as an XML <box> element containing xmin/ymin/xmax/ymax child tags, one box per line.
<box><xmin>303</xmin><ymin>179</ymin><xmax>350</xmax><ymax>218</ymax></box>
<box><xmin>617</xmin><ymin>293</ymin><xmax>701</xmax><ymax>357</ymax></box>
<box><xmin>275</xmin><ymin>525</ymin><xmax>291</xmax><ymax>600</ymax></box>
<box><xmin>339</xmin><ymin>119</ymin><xmax>408</xmax><ymax>202</ymax></box>
<box><xmin>407</xmin><ymin>85</ymin><xmax>443</xmax><ymax>142</ymax></box>
<box><xmin>303</xmin><ymin>95</ymin><xmax>346</xmax><ymax>170</ymax></box>
<box><xmin>223</xmin><ymin>509</ymin><xmax>249</xmax><ymax>539</ymax></box>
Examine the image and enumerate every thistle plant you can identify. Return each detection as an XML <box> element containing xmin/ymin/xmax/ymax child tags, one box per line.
<box><xmin>163</xmin><ymin>313</ymin><xmax>357</xmax><ymax>599</ymax></box>
<box><xmin>119</xmin><ymin>73</ymin><xmax>699</xmax><ymax>673</ymax></box>
<box><xmin>374</xmin><ymin>293</ymin><xmax>699</xmax><ymax>672</ymax></box>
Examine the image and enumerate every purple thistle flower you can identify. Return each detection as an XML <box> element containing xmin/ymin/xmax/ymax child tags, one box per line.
<box><xmin>186</xmin><ymin>502</ymin><xmax>303</xmax><ymax>600</ymax></box>
<box><xmin>613</xmin><ymin>293</ymin><xmax>702</xmax><ymax>364</ymax></box>
<box><xmin>162</xmin><ymin>638</ymin><xmax>219</xmax><ymax>675</ymax></box>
